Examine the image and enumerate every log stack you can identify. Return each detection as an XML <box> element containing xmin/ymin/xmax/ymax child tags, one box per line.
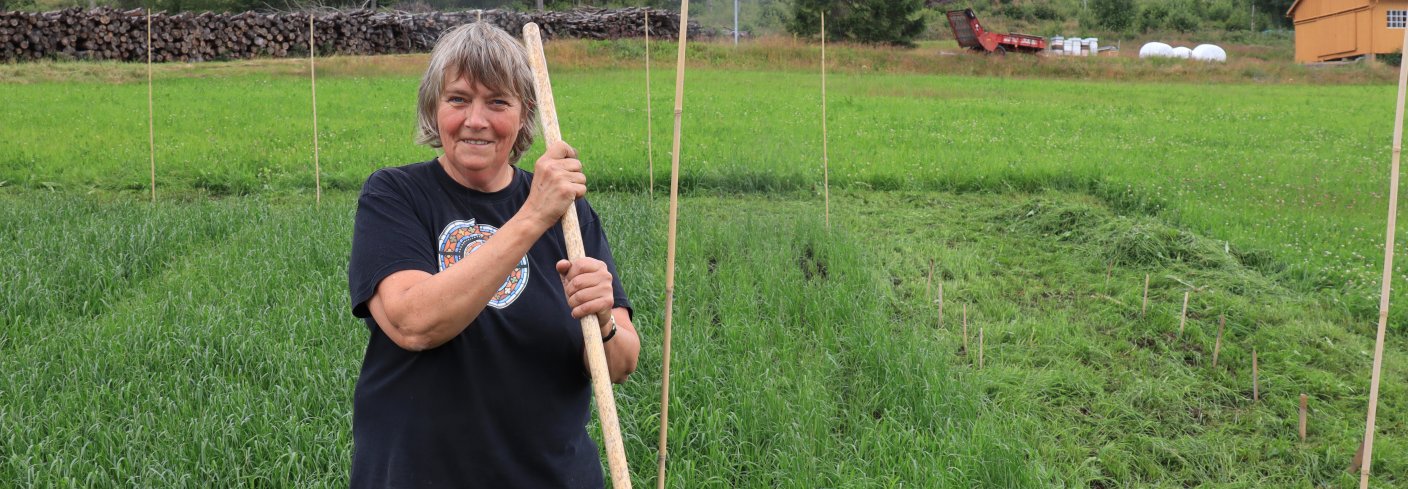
<box><xmin>0</xmin><ymin>6</ymin><xmax>697</xmax><ymax>63</ymax></box>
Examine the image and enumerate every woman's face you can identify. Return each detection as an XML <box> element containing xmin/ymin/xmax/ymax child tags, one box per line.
<box><xmin>436</xmin><ymin>74</ymin><xmax>523</xmax><ymax>182</ymax></box>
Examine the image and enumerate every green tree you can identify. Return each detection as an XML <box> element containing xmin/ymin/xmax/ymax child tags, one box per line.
<box><xmin>788</xmin><ymin>0</ymin><xmax>926</xmax><ymax>47</ymax></box>
<box><xmin>1091</xmin><ymin>0</ymin><xmax>1134</xmax><ymax>32</ymax></box>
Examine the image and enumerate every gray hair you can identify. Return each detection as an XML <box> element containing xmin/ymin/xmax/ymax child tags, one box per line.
<box><xmin>416</xmin><ymin>22</ymin><xmax>538</xmax><ymax>164</ymax></box>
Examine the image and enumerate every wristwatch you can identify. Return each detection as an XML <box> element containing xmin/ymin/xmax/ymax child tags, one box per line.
<box><xmin>601</xmin><ymin>315</ymin><xmax>618</xmax><ymax>343</ymax></box>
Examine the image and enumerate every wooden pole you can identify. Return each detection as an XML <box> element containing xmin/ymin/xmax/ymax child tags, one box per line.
<box><xmin>523</xmin><ymin>23</ymin><xmax>632</xmax><ymax>489</ymax></box>
<box><xmin>820</xmin><ymin>11</ymin><xmax>829</xmax><ymax>229</ymax></box>
<box><xmin>309</xmin><ymin>12</ymin><xmax>321</xmax><ymax>206</ymax></box>
<box><xmin>962</xmin><ymin>303</ymin><xmax>969</xmax><ymax>355</ymax></box>
<box><xmin>1299</xmin><ymin>393</ymin><xmax>1308</xmax><ymax>441</ymax></box>
<box><xmin>937</xmin><ymin>282</ymin><xmax>944</xmax><ymax>328</ymax></box>
<box><xmin>1358</xmin><ymin>25</ymin><xmax>1408</xmax><ymax>489</ymax></box>
<box><xmin>1252</xmin><ymin>348</ymin><xmax>1260</xmax><ymax>402</ymax></box>
<box><xmin>146</xmin><ymin>8</ymin><xmax>155</xmax><ymax>204</ymax></box>
<box><xmin>1212</xmin><ymin>315</ymin><xmax>1225</xmax><ymax>368</ymax></box>
<box><xmin>1141</xmin><ymin>273</ymin><xmax>1149</xmax><ymax>317</ymax></box>
<box><xmin>1178</xmin><ymin>290</ymin><xmax>1189</xmax><ymax>337</ymax></box>
<box><xmin>978</xmin><ymin>326</ymin><xmax>985</xmax><ymax>369</ymax></box>
<box><xmin>658</xmin><ymin>2</ymin><xmax>690</xmax><ymax>487</ymax></box>
<box><xmin>645</xmin><ymin>9</ymin><xmax>653</xmax><ymax>197</ymax></box>
<box><xmin>926</xmin><ymin>259</ymin><xmax>933</xmax><ymax>300</ymax></box>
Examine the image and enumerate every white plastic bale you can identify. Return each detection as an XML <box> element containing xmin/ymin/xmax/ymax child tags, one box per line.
<box><xmin>1139</xmin><ymin>42</ymin><xmax>1173</xmax><ymax>58</ymax></box>
<box><xmin>1171</xmin><ymin>46</ymin><xmax>1192</xmax><ymax>59</ymax></box>
<box><xmin>1191</xmin><ymin>44</ymin><xmax>1228</xmax><ymax>62</ymax></box>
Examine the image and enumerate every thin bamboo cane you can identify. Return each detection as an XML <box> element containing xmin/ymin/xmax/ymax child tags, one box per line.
<box><xmin>937</xmin><ymin>282</ymin><xmax>944</xmax><ymax>328</ymax></box>
<box><xmin>1359</xmin><ymin>25</ymin><xmax>1408</xmax><ymax>489</ymax></box>
<box><xmin>1299</xmin><ymin>393</ymin><xmax>1308</xmax><ymax>441</ymax></box>
<box><xmin>147</xmin><ymin>8</ymin><xmax>155</xmax><ymax>204</ymax></box>
<box><xmin>820</xmin><ymin>11</ymin><xmax>829</xmax><ymax>229</ymax></box>
<box><xmin>523</xmin><ymin>23</ymin><xmax>632</xmax><ymax>489</ymax></box>
<box><xmin>978</xmin><ymin>326</ymin><xmax>985</xmax><ymax>369</ymax></box>
<box><xmin>658</xmin><ymin>2</ymin><xmax>690</xmax><ymax>487</ymax></box>
<box><xmin>1141</xmin><ymin>273</ymin><xmax>1149</xmax><ymax>317</ymax></box>
<box><xmin>645</xmin><ymin>9</ymin><xmax>653</xmax><ymax>197</ymax></box>
<box><xmin>1178</xmin><ymin>290</ymin><xmax>1189</xmax><ymax>337</ymax></box>
<box><xmin>926</xmin><ymin>259</ymin><xmax>933</xmax><ymax>300</ymax></box>
<box><xmin>1212</xmin><ymin>315</ymin><xmax>1225</xmax><ymax>368</ymax></box>
<box><xmin>962</xmin><ymin>303</ymin><xmax>969</xmax><ymax>355</ymax></box>
<box><xmin>309</xmin><ymin>12</ymin><xmax>321</xmax><ymax>206</ymax></box>
<box><xmin>1252</xmin><ymin>348</ymin><xmax>1259</xmax><ymax>402</ymax></box>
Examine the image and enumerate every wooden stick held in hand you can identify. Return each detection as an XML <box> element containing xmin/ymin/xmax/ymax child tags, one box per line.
<box><xmin>523</xmin><ymin>23</ymin><xmax>632</xmax><ymax>489</ymax></box>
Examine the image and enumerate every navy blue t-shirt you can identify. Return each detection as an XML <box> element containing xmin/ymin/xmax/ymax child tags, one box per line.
<box><xmin>347</xmin><ymin>159</ymin><xmax>630</xmax><ymax>488</ymax></box>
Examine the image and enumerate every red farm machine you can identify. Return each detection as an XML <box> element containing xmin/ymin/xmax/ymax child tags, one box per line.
<box><xmin>945</xmin><ymin>8</ymin><xmax>1046</xmax><ymax>55</ymax></box>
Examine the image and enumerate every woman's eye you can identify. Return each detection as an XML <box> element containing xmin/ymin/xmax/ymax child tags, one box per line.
<box><xmin>491</xmin><ymin>99</ymin><xmax>509</xmax><ymax>107</ymax></box>
<box><xmin>448</xmin><ymin>96</ymin><xmax>466</xmax><ymax>104</ymax></box>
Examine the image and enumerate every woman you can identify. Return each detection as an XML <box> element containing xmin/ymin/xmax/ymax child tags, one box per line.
<box><xmin>347</xmin><ymin>22</ymin><xmax>640</xmax><ymax>488</ymax></box>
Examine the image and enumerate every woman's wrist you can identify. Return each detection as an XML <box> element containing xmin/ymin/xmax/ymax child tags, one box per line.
<box><xmin>599</xmin><ymin>313</ymin><xmax>617</xmax><ymax>343</ymax></box>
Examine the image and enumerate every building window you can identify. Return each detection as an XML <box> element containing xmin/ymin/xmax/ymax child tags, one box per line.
<box><xmin>1391</xmin><ymin>10</ymin><xmax>1408</xmax><ymax>28</ymax></box>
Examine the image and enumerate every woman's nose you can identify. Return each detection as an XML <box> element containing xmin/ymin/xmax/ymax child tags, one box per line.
<box><xmin>463</xmin><ymin>103</ymin><xmax>490</xmax><ymax>129</ymax></box>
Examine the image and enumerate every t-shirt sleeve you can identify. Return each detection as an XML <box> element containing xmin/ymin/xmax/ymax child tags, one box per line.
<box><xmin>348</xmin><ymin>171</ymin><xmax>439</xmax><ymax>319</ymax></box>
<box><xmin>579</xmin><ymin>199</ymin><xmax>632</xmax><ymax>319</ymax></box>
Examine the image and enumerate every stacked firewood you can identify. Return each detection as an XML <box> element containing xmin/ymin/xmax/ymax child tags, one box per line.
<box><xmin>0</xmin><ymin>6</ymin><xmax>696</xmax><ymax>63</ymax></box>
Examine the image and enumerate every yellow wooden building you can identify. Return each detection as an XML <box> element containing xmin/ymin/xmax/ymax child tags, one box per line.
<box><xmin>1289</xmin><ymin>0</ymin><xmax>1408</xmax><ymax>62</ymax></box>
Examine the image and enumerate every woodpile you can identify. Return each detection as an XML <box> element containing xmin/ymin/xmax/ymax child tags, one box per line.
<box><xmin>0</xmin><ymin>7</ymin><xmax>696</xmax><ymax>63</ymax></box>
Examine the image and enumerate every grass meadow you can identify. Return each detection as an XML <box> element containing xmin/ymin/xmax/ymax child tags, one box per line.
<box><xmin>3</xmin><ymin>40</ymin><xmax>1408</xmax><ymax>487</ymax></box>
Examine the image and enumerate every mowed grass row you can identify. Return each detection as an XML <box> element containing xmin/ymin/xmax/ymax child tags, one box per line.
<box><xmin>2</xmin><ymin>62</ymin><xmax>1406</xmax><ymax>322</ymax></box>
<box><xmin>3</xmin><ymin>189</ymin><xmax>1405</xmax><ymax>486</ymax></box>
<box><xmin>0</xmin><ymin>190</ymin><xmax>1033</xmax><ymax>487</ymax></box>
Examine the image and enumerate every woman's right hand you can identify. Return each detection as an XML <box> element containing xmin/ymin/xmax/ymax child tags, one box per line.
<box><xmin>524</xmin><ymin>140</ymin><xmax>586</xmax><ymax>228</ymax></box>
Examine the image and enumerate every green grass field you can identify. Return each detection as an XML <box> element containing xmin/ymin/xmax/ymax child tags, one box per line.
<box><xmin>3</xmin><ymin>41</ymin><xmax>1408</xmax><ymax>487</ymax></box>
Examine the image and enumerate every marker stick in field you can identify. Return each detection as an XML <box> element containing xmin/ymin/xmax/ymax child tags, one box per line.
<box><xmin>1357</xmin><ymin>24</ymin><xmax>1408</xmax><ymax>489</ymax></box>
<box><xmin>1212</xmin><ymin>315</ymin><xmax>1225</xmax><ymax>368</ymax></box>
<box><xmin>658</xmin><ymin>2</ymin><xmax>691</xmax><ymax>488</ymax></box>
<box><xmin>820</xmin><ymin>11</ymin><xmax>829</xmax><ymax>229</ymax></box>
<box><xmin>309</xmin><ymin>12</ymin><xmax>321</xmax><ymax>206</ymax></box>
<box><xmin>147</xmin><ymin>8</ymin><xmax>155</xmax><ymax>203</ymax></box>
<box><xmin>645</xmin><ymin>9</ymin><xmax>653</xmax><ymax>197</ymax></box>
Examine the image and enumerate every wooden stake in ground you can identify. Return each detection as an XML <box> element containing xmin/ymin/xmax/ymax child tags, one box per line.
<box><xmin>657</xmin><ymin>2</ymin><xmax>690</xmax><ymax>488</ymax></box>
<box><xmin>146</xmin><ymin>8</ymin><xmax>155</xmax><ymax>204</ymax></box>
<box><xmin>820</xmin><ymin>11</ymin><xmax>829</xmax><ymax>229</ymax></box>
<box><xmin>937</xmin><ymin>282</ymin><xmax>944</xmax><ymax>328</ymax></box>
<box><xmin>309</xmin><ymin>12</ymin><xmax>321</xmax><ymax>206</ymax></box>
<box><xmin>523</xmin><ymin>23</ymin><xmax>631</xmax><ymax>489</ymax></box>
<box><xmin>1178</xmin><ymin>290</ymin><xmax>1190</xmax><ymax>337</ymax></box>
<box><xmin>1212</xmin><ymin>315</ymin><xmax>1225</xmax><ymax>368</ymax></box>
<box><xmin>978</xmin><ymin>326</ymin><xmax>985</xmax><ymax>369</ymax></box>
<box><xmin>926</xmin><ymin>259</ymin><xmax>934</xmax><ymax>300</ymax></box>
<box><xmin>644</xmin><ymin>9</ymin><xmax>653</xmax><ymax>197</ymax></box>
<box><xmin>1252</xmin><ymin>348</ymin><xmax>1260</xmax><ymax>402</ymax></box>
<box><xmin>1141</xmin><ymin>273</ymin><xmax>1149</xmax><ymax>317</ymax></box>
<box><xmin>1299</xmin><ymin>393</ymin><xmax>1308</xmax><ymax>441</ymax></box>
<box><xmin>962</xmin><ymin>303</ymin><xmax>969</xmax><ymax>355</ymax></box>
<box><xmin>1358</xmin><ymin>25</ymin><xmax>1408</xmax><ymax>489</ymax></box>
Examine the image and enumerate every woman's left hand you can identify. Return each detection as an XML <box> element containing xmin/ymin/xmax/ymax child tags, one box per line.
<box><xmin>556</xmin><ymin>258</ymin><xmax>614</xmax><ymax>325</ymax></box>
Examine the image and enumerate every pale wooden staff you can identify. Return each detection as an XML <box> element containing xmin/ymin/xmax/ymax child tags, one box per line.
<box><xmin>1299</xmin><ymin>393</ymin><xmax>1308</xmax><ymax>442</ymax></box>
<box><xmin>645</xmin><ymin>9</ymin><xmax>653</xmax><ymax>197</ymax></box>
<box><xmin>1359</xmin><ymin>24</ymin><xmax>1408</xmax><ymax>489</ymax></box>
<box><xmin>658</xmin><ymin>2</ymin><xmax>691</xmax><ymax>487</ymax></box>
<box><xmin>147</xmin><ymin>8</ymin><xmax>155</xmax><ymax>203</ymax></box>
<box><xmin>522</xmin><ymin>23</ymin><xmax>632</xmax><ymax>489</ymax></box>
<box><xmin>309</xmin><ymin>12</ymin><xmax>321</xmax><ymax>206</ymax></box>
<box><xmin>820</xmin><ymin>11</ymin><xmax>829</xmax><ymax>229</ymax></box>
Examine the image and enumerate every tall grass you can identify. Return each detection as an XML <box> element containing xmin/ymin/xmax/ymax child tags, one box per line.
<box><xmin>3</xmin><ymin>61</ymin><xmax>1405</xmax><ymax>320</ymax></box>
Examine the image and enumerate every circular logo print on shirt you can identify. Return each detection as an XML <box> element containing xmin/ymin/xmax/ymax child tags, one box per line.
<box><xmin>437</xmin><ymin>219</ymin><xmax>529</xmax><ymax>310</ymax></box>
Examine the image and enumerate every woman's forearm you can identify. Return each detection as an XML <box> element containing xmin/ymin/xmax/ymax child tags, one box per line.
<box><xmin>375</xmin><ymin>211</ymin><xmax>552</xmax><ymax>350</ymax></box>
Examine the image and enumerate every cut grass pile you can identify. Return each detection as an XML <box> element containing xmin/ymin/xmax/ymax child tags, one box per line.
<box><xmin>1</xmin><ymin>189</ymin><xmax>1403</xmax><ymax>487</ymax></box>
